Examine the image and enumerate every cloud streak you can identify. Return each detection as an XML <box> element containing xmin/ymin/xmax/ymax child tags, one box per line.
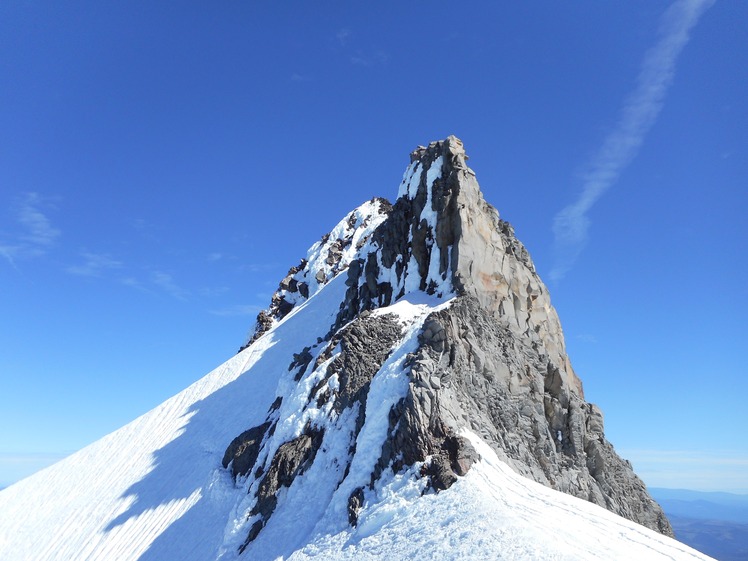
<box><xmin>66</xmin><ymin>252</ymin><xmax>123</xmax><ymax>277</ymax></box>
<box><xmin>209</xmin><ymin>304</ymin><xmax>263</xmax><ymax>317</ymax></box>
<box><xmin>550</xmin><ymin>0</ymin><xmax>714</xmax><ymax>282</ymax></box>
<box><xmin>152</xmin><ymin>271</ymin><xmax>189</xmax><ymax>300</ymax></box>
<box><xmin>0</xmin><ymin>192</ymin><xmax>61</xmax><ymax>267</ymax></box>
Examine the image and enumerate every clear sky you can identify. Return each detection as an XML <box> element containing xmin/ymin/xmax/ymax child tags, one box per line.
<box><xmin>1</xmin><ymin>1</ymin><xmax>746</xmax><ymax>492</ymax></box>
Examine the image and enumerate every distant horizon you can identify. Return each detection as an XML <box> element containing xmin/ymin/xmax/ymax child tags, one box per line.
<box><xmin>648</xmin><ymin>487</ymin><xmax>748</xmax><ymax>496</ymax></box>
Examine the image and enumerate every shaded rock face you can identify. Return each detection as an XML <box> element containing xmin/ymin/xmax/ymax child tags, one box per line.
<box><xmin>412</xmin><ymin>296</ymin><xmax>672</xmax><ymax>535</ymax></box>
<box><xmin>227</xmin><ymin>136</ymin><xmax>672</xmax><ymax>549</ymax></box>
<box><xmin>228</xmin><ymin>312</ymin><xmax>407</xmax><ymax>550</ymax></box>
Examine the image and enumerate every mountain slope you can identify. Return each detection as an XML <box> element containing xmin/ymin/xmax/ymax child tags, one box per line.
<box><xmin>0</xmin><ymin>137</ymin><xmax>710</xmax><ymax>560</ymax></box>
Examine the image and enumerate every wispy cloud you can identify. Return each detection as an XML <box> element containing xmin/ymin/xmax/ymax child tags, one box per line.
<box><xmin>121</xmin><ymin>277</ymin><xmax>150</xmax><ymax>292</ymax></box>
<box><xmin>0</xmin><ymin>192</ymin><xmax>60</xmax><ymax>266</ymax></box>
<box><xmin>550</xmin><ymin>0</ymin><xmax>714</xmax><ymax>282</ymax></box>
<box><xmin>199</xmin><ymin>286</ymin><xmax>230</xmax><ymax>297</ymax></box>
<box><xmin>333</xmin><ymin>27</ymin><xmax>388</xmax><ymax>67</ymax></box>
<box><xmin>18</xmin><ymin>193</ymin><xmax>60</xmax><ymax>246</ymax></box>
<box><xmin>349</xmin><ymin>50</ymin><xmax>388</xmax><ymax>67</ymax></box>
<box><xmin>66</xmin><ymin>252</ymin><xmax>123</xmax><ymax>277</ymax></box>
<box><xmin>209</xmin><ymin>304</ymin><xmax>263</xmax><ymax>317</ymax></box>
<box><xmin>152</xmin><ymin>271</ymin><xmax>189</xmax><ymax>300</ymax></box>
<box><xmin>574</xmin><ymin>334</ymin><xmax>598</xmax><ymax>344</ymax></box>
<box><xmin>336</xmin><ymin>28</ymin><xmax>351</xmax><ymax>46</ymax></box>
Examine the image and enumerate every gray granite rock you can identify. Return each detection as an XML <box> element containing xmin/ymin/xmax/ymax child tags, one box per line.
<box><xmin>227</xmin><ymin>137</ymin><xmax>673</xmax><ymax>548</ymax></box>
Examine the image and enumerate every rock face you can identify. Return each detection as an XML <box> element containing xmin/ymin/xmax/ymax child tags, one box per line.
<box><xmin>226</xmin><ymin>136</ymin><xmax>672</xmax><ymax>550</ymax></box>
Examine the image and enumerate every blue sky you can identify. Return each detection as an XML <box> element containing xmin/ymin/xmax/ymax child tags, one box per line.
<box><xmin>1</xmin><ymin>1</ymin><xmax>745</xmax><ymax>491</ymax></box>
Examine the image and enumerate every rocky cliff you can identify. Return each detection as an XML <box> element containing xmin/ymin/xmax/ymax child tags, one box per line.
<box><xmin>228</xmin><ymin>136</ymin><xmax>672</xmax><ymax>551</ymax></box>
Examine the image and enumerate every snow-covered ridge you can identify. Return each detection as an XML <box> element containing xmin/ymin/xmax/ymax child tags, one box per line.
<box><xmin>377</xmin><ymin>153</ymin><xmax>452</xmax><ymax>299</ymax></box>
<box><xmin>241</xmin><ymin>198</ymin><xmax>390</xmax><ymax>349</ymax></box>
<box><xmin>272</xmin><ymin>433</ymin><xmax>711</xmax><ymax>561</ymax></box>
<box><xmin>0</xmin><ymin>137</ymin><xmax>710</xmax><ymax>561</ymax></box>
<box><xmin>0</xmin><ymin>279</ymin><xmax>712</xmax><ymax>559</ymax></box>
<box><xmin>245</xmin><ymin>144</ymin><xmax>459</xmax><ymax>350</ymax></box>
<box><xmin>219</xmin><ymin>296</ymin><xmax>451</xmax><ymax>559</ymax></box>
<box><xmin>286</xmin><ymin>199</ymin><xmax>390</xmax><ymax>304</ymax></box>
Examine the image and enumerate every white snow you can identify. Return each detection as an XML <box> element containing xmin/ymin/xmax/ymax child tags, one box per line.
<box><xmin>0</xmin><ymin>271</ymin><xmax>350</xmax><ymax>561</ymax></box>
<box><xmin>267</xmin><ymin>198</ymin><xmax>388</xmax><ymax>315</ymax></box>
<box><xmin>0</xmin><ymin>192</ymin><xmax>713</xmax><ymax>560</ymax></box>
<box><xmin>0</xmin><ymin>270</ymin><xmax>714</xmax><ymax>560</ymax></box>
<box><xmin>281</xmin><ymin>433</ymin><xmax>712</xmax><ymax>561</ymax></box>
<box><xmin>396</xmin><ymin>161</ymin><xmax>422</xmax><ymax>200</ymax></box>
<box><xmin>421</xmin><ymin>154</ymin><xmax>443</xmax><ymax>226</ymax></box>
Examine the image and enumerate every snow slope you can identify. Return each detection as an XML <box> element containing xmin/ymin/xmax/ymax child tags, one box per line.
<box><xmin>0</xmin><ymin>275</ymin><xmax>713</xmax><ymax>560</ymax></box>
<box><xmin>281</xmin><ymin>435</ymin><xmax>712</xmax><ymax>561</ymax></box>
<box><xmin>0</xmin><ymin>271</ymin><xmax>351</xmax><ymax>561</ymax></box>
<box><xmin>0</xmin><ymin>190</ymin><xmax>713</xmax><ymax>560</ymax></box>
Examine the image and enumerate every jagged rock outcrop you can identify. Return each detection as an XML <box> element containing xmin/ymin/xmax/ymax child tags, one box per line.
<box><xmin>226</xmin><ymin>136</ymin><xmax>672</xmax><ymax>550</ymax></box>
<box><xmin>239</xmin><ymin>198</ymin><xmax>392</xmax><ymax>351</ymax></box>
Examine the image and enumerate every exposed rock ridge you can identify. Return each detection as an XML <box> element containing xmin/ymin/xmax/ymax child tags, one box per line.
<box><xmin>409</xmin><ymin>296</ymin><xmax>672</xmax><ymax>535</ymax></box>
<box><xmin>226</xmin><ymin>136</ymin><xmax>673</xmax><ymax>551</ymax></box>
<box><xmin>335</xmin><ymin>137</ymin><xmax>581</xmax><ymax>400</ymax></box>
<box><xmin>227</xmin><ymin>312</ymin><xmax>408</xmax><ymax>551</ymax></box>
<box><xmin>240</xmin><ymin>197</ymin><xmax>392</xmax><ymax>351</ymax></box>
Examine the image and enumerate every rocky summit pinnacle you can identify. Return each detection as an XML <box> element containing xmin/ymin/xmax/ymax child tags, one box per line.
<box><xmin>230</xmin><ymin>136</ymin><xmax>672</xmax><ymax>550</ymax></box>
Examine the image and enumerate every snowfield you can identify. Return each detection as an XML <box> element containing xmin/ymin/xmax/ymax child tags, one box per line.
<box><xmin>0</xmin><ymin>274</ymin><xmax>713</xmax><ymax>560</ymax></box>
<box><xmin>0</xmin><ymin>192</ymin><xmax>714</xmax><ymax>560</ymax></box>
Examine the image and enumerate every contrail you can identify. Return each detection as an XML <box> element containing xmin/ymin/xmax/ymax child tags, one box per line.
<box><xmin>550</xmin><ymin>0</ymin><xmax>714</xmax><ymax>282</ymax></box>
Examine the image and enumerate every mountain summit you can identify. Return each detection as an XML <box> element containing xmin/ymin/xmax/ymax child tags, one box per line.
<box><xmin>232</xmin><ymin>135</ymin><xmax>670</xmax><ymax>542</ymax></box>
<box><xmin>0</xmin><ymin>137</ymin><xmax>708</xmax><ymax>560</ymax></box>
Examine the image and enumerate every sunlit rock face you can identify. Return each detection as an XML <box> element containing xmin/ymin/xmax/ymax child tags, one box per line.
<box><xmin>232</xmin><ymin>136</ymin><xmax>672</xmax><ymax>551</ymax></box>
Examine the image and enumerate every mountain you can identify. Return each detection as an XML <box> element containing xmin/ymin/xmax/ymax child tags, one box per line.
<box><xmin>650</xmin><ymin>488</ymin><xmax>748</xmax><ymax>524</ymax></box>
<box><xmin>0</xmin><ymin>137</ymin><xmax>711</xmax><ymax>560</ymax></box>
<box><xmin>650</xmin><ymin>488</ymin><xmax>748</xmax><ymax>561</ymax></box>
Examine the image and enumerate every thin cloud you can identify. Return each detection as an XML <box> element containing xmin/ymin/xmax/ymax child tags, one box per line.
<box><xmin>333</xmin><ymin>27</ymin><xmax>388</xmax><ymax>67</ymax></box>
<box><xmin>121</xmin><ymin>277</ymin><xmax>150</xmax><ymax>292</ymax></box>
<box><xmin>152</xmin><ymin>271</ymin><xmax>189</xmax><ymax>300</ymax></box>
<box><xmin>350</xmin><ymin>50</ymin><xmax>388</xmax><ymax>67</ymax></box>
<box><xmin>0</xmin><ymin>192</ymin><xmax>60</xmax><ymax>266</ymax></box>
<box><xmin>550</xmin><ymin>0</ymin><xmax>714</xmax><ymax>282</ymax></box>
<box><xmin>336</xmin><ymin>28</ymin><xmax>351</xmax><ymax>46</ymax></box>
<box><xmin>574</xmin><ymin>334</ymin><xmax>598</xmax><ymax>344</ymax></box>
<box><xmin>239</xmin><ymin>262</ymin><xmax>280</xmax><ymax>273</ymax></box>
<box><xmin>199</xmin><ymin>286</ymin><xmax>230</xmax><ymax>297</ymax></box>
<box><xmin>66</xmin><ymin>252</ymin><xmax>123</xmax><ymax>277</ymax></box>
<box><xmin>18</xmin><ymin>193</ymin><xmax>60</xmax><ymax>246</ymax></box>
<box><xmin>209</xmin><ymin>304</ymin><xmax>263</xmax><ymax>317</ymax></box>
